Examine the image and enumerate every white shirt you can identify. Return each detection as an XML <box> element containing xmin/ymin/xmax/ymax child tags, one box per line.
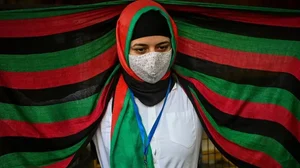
<box><xmin>93</xmin><ymin>83</ymin><xmax>203</xmax><ymax>168</ymax></box>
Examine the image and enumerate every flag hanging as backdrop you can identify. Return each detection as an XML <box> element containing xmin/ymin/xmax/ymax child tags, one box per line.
<box><xmin>0</xmin><ymin>0</ymin><xmax>299</xmax><ymax>168</ymax></box>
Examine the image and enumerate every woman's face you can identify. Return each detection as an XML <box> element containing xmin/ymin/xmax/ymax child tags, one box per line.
<box><xmin>129</xmin><ymin>35</ymin><xmax>171</xmax><ymax>56</ymax></box>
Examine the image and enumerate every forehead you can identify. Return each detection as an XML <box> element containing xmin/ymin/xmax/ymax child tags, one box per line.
<box><xmin>130</xmin><ymin>36</ymin><xmax>170</xmax><ymax>45</ymax></box>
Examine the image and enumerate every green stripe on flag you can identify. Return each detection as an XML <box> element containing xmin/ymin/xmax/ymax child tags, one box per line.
<box><xmin>157</xmin><ymin>0</ymin><xmax>300</xmax><ymax>13</ymax></box>
<box><xmin>1</xmin><ymin>0</ymin><xmax>299</xmax><ymax>20</ymax></box>
<box><xmin>0</xmin><ymin>1</ymin><xmax>128</xmax><ymax>20</ymax></box>
<box><xmin>175</xmin><ymin>20</ymin><xmax>300</xmax><ymax>59</ymax></box>
<box><xmin>110</xmin><ymin>91</ymin><xmax>155</xmax><ymax>168</ymax></box>
<box><xmin>0</xmin><ymin>137</ymin><xmax>87</xmax><ymax>168</ymax></box>
<box><xmin>0</xmin><ymin>94</ymin><xmax>98</xmax><ymax>123</ymax></box>
<box><xmin>174</xmin><ymin>65</ymin><xmax>300</xmax><ymax>120</ymax></box>
<box><xmin>190</xmin><ymin>88</ymin><xmax>299</xmax><ymax>168</ymax></box>
<box><xmin>0</xmin><ymin>64</ymin><xmax>120</xmax><ymax>123</ymax></box>
<box><xmin>0</xmin><ymin>30</ymin><xmax>115</xmax><ymax>72</ymax></box>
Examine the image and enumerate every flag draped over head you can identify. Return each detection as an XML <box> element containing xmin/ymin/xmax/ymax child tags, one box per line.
<box><xmin>0</xmin><ymin>0</ymin><xmax>299</xmax><ymax>168</ymax></box>
<box><xmin>110</xmin><ymin>1</ymin><xmax>177</xmax><ymax>167</ymax></box>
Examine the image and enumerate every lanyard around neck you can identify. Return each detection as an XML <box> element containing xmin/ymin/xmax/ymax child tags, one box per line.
<box><xmin>129</xmin><ymin>78</ymin><xmax>172</xmax><ymax>164</ymax></box>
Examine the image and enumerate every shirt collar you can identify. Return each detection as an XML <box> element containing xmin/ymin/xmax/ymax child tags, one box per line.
<box><xmin>171</xmin><ymin>82</ymin><xmax>177</xmax><ymax>91</ymax></box>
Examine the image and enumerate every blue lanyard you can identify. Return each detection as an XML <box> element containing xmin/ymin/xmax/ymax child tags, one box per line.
<box><xmin>129</xmin><ymin>78</ymin><xmax>172</xmax><ymax>165</ymax></box>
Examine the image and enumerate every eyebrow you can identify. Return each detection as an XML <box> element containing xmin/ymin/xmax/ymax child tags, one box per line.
<box><xmin>131</xmin><ymin>41</ymin><xmax>170</xmax><ymax>47</ymax></box>
<box><xmin>156</xmin><ymin>41</ymin><xmax>170</xmax><ymax>46</ymax></box>
<box><xmin>131</xmin><ymin>43</ymin><xmax>148</xmax><ymax>47</ymax></box>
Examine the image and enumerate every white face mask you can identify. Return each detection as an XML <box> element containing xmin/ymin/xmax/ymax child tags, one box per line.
<box><xmin>129</xmin><ymin>49</ymin><xmax>172</xmax><ymax>84</ymax></box>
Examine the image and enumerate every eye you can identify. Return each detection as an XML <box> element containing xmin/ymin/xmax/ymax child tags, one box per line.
<box><xmin>136</xmin><ymin>48</ymin><xmax>145</xmax><ymax>52</ymax></box>
<box><xmin>134</xmin><ymin>48</ymin><xmax>146</xmax><ymax>53</ymax></box>
<box><xmin>134</xmin><ymin>48</ymin><xmax>145</xmax><ymax>53</ymax></box>
<box><xmin>157</xmin><ymin>45</ymin><xmax>169</xmax><ymax>52</ymax></box>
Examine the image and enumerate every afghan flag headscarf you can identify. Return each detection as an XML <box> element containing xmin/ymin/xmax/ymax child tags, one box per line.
<box><xmin>110</xmin><ymin>1</ymin><xmax>178</xmax><ymax>167</ymax></box>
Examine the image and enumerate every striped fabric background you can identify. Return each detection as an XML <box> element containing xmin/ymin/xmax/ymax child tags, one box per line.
<box><xmin>0</xmin><ymin>1</ymin><xmax>299</xmax><ymax>167</ymax></box>
<box><xmin>170</xmin><ymin>3</ymin><xmax>300</xmax><ymax>167</ymax></box>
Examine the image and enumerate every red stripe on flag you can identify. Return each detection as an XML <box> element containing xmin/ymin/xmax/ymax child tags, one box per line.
<box><xmin>189</xmin><ymin>91</ymin><xmax>281</xmax><ymax>167</ymax></box>
<box><xmin>178</xmin><ymin>37</ymin><xmax>300</xmax><ymax>80</ymax></box>
<box><xmin>166</xmin><ymin>5</ymin><xmax>300</xmax><ymax>28</ymax></box>
<box><xmin>42</xmin><ymin>155</ymin><xmax>74</xmax><ymax>168</ymax></box>
<box><xmin>0</xmin><ymin>46</ymin><xmax>117</xmax><ymax>89</ymax></box>
<box><xmin>0</xmin><ymin>6</ymin><xmax>125</xmax><ymax>37</ymax></box>
<box><xmin>187</xmin><ymin>77</ymin><xmax>300</xmax><ymax>142</ymax></box>
<box><xmin>111</xmin><ymin>75</ymin><xmax>128</xmax><ymax>138</ymax></box>
<box><xmin>0</xmin><ymin>82</ymin><xmax>111</xmax><ymax>138</ymax></box>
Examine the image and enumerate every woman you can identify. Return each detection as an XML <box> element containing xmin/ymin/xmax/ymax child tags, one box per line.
<box><xmin>93</xmin><ymin>0</ymin><xmax>203</xmax><ymax>168</ymax></box>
